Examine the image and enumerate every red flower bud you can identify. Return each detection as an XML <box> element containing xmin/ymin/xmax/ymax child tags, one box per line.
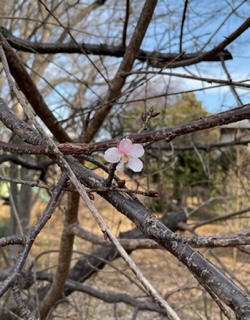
<box><xmin>147</xmin><ymin>190</ymin><xmax>159</xmax><ymax>197</ymax></box>
<box><xmin>87</xmin><ymin>192</ymin><xmax>95</xmax><ymax>200</ymax></box>
<box><xmin>118</xmin><ymin>179</ymin><xmax>126</xmax><ymax>188</ymax></box>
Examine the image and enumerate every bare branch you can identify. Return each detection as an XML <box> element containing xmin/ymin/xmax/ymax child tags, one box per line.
<box><xmin>0</xmin><ymin>236</ymin><xmax>25</xmax><ymax>247</ymax></box>
<box><xmin>84</xmin><ymin>0</ymin><xmax>158</xmax><ymax>141</ymax></box>
<box><xmin>12</xmin><ymin>282</ymin><xmax>38</xmax><ymax>320</ymax></box>
<box><xmin>0</xmin><ymin>34</ymin><xmax>71</xmax><ymax>142</ymax></box>
<box><xmin>0</xmin><ymin>26</ymin><xmax>232</xmax><ymax>68</ymax></box>
<box><xmin>151</xmin><ymin>17</ymin><xmax>250</xmax><ymax>68</ymax></box>
<box><xmin>1</xmin><ymin>99</ymin><xmax>250</xmax><ymax>156</ymax></box>
<box><xmin>0</xmin><ymin>174</ymin><xmax>67</xmax><ymax>298</ymax></box>
<box><xmin>179</xmin><ymin>0</ymin><xmax>188</xmax><ymax>54</ymax></box>
<box><xmin>70</xmin><ymin>158</ymin><xmax>250</xmax><ymax>317</ymax></box>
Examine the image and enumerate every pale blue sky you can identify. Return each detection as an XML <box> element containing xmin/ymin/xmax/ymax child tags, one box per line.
<box><xmin>143</xmin><ymin>0</ymin><xmax>250</xmax><ymax>113</ymax></box>
<box><xmin>184</xmin><ymin>56</ymin><xmax>250</xmax><ymax>113</ymax></box>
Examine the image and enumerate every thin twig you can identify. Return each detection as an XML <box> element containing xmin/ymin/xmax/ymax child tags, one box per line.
<box><xmin>220</xmin><ymin>56</ymin><xmax>243</xmax><ymax>106</ymax></box>
<box><xmin>0</xmin><ymin>174</ymin><xmax>67</xmax><ymax>298</ymax></box>
<box><xmin>179</xmin><ymin>0</ymin><xmax>188</xmax><ymax>54</ymax></box>
<box><xmin>129</xmin><ymin>69</ymin><xmax>250</xmax><ymax>89</ymax></box>
<box><xmin>122</xmin><ymin>0</ymin><xmax>130</xmax><ymax>48</ymax></box>
<box><xmin>0</xmin><ymin>174</ymin><xmax>159</xmax><ymax>197</ymax></box>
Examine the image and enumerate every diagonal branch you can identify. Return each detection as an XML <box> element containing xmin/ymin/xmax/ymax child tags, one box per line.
<box><xmin>2</xmin><ymin>95</ymin><xmax>250</xmax><ymax>318</ymax></box>
<box><xmin>12</xmin><ymin>282</ymin><xmax>38</xmax><ymax>320</ymax></box>
<box><xmin>83</xmin><ymin>0</ymin><xmax>158</xmax><ymax>141</ymax></box>
<box><xmin>0</xmin><ymin>34</ymin><xmax>71</xmax><ymax>143</ymax></box>
<box><xmin>1</xmin><ymin>100</ymin><xmax>250</xmax><ymax>156</ymax></box>
<box><xmin>0</xmin><ymin>59</ymin><xmax>179</xmax><ymax>318</ymax></box>
<box><xmin>152</xmin><ymin>16</ymin><xmax>250</xmax><ymax>68</ymax></box>
<box><xmin>69</xmin><ymin>158</ymin><xmax>250</xmax><ymax>318</ymax></box>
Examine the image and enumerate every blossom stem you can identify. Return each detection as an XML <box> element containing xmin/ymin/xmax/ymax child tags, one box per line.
<box><xmin>105</xmin><ymin>163</ymin><xmax>118</xmax><ymax>186</ymax></box>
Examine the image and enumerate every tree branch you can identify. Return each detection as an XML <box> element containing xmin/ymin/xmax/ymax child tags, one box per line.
<box><xmin>0</xmin><ymin>26</ymin><xmax>232</xmax><ymax>68</ymax></box>
<box><xmin>0</xmin><ymin>34</ymin><xmax>71</xmax><ymax>143</ymax></box>
<box><xmin>0</xmin><ymin>154</ymin><xmax>51</xmax><ymax>171</ymax></box>
<box><xmin>69</xmin><ymin>157</ymin><xmax>250</xmax><ymax>318</ymax></box>
<box><xmin>0</xmin><ymin>60</ymin><xmax>179</xmax><ymax>317</ymax></box>
<box><xmin>1</xmin><ymin>99</ymin><xmax>250</xmax><ymax>156</ymax></box>
<box><xmin>150</xmin><ymin>17</ymin><xmax>250</xmax><ymax>68</ymax></box>
<box><xmin>0</xmin><ymin>174</ymin><xmax>67</xmax><ymax>298</ymax></box>
<box><xmin>32</xmin><ymin>272</ymin><xmax>170</xmax><ymax>316</ymax></box>
<box><xmin>83</xmin><ymin>0</ymin><xmax>158</xmax><ymax>141</ymax></box>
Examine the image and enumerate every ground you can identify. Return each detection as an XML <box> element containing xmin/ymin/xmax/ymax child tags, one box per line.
<box><xmin>0</xmin><ymin>188</ymin><xmax>249</xmax><ymax>319</ymax></box>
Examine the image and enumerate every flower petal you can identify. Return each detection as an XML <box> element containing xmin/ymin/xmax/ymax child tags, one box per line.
<box><xmin>116</xmin><ymin>159</ymin><xmax>125</xmax><ymax>172</ymax></box>
<box><xmin>118</xmin><ymin>138</ymin><xmax>133</xmax><ymax>153</ymax></box>
<box><xmin>129</xmin><ymin>143</ymin><xmax>144</xmax><ymax>158</ymax></box>
<box><xmin>104</xmin><ymin>147</ymin><xmax>121</xmax><ymax>163</ymax></box>
<box><xmin>127</xmin><ymin>158</ymin><xmax>143</xmax><ymax>172</ymax></box>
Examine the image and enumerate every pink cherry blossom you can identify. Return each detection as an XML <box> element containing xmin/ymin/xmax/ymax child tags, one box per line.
<box><xmin>104</xmin><ymin>138</ymin><xmax>144</xmax><ymax>172</ymax></box>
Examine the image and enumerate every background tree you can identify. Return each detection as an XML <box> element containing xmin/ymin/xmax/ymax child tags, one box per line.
<box><xmin>0</xmin><ymin>1</ymin><xmax>250</xmax><ymax>319</ymax></box>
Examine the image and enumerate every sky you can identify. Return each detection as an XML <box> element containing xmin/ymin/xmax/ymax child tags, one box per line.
<box><xmin>183</xmin><ymin>57</ymin><xmax>250</xmax><ymax>113</ymax></box>
<box><xmin>30</xmin><ymin>0</ymin><xmax>250</xmax><ymax>116</ymax></box>
<box><xmin>144</xmin><ymin>0</ymin><xmax>250</xmax><ymax>113</ymax></box>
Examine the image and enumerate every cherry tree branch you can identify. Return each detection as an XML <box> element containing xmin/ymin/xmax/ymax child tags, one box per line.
<box><xmin>1</xmin><ymin>100</ymin><xmax>249</xmax><ymax>156</ymax></box>
<box><xmin>0</xmin><ymin>26</ymin><xmax>232</xmax><ymax>68</ymax></box>
<box><xmin>69</xmin><ymin>158</ymin><xmax>250</xmax><ymax>318</ymax></box>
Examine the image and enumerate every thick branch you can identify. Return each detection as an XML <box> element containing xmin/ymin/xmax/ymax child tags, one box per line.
<box><xmin>1</xmin><ymin>100</ymin><xmax>250</xmax><ymax>156</ymax></box>
<box><xmin>0</xmin><ymin>26</ymin><xmax>232</xmax><ymax>68</ymax></box>
<box><xmin>69</xmin><ymin>158</ymin><xmax>250</xmax><ymax>318</ymax></box>
<box><xmin>83</xmin><ymin>0</ymin><xmax>158</xmax><ymax>141</ymax></box>
<box><xmin>0</xmin><ymin>34</ymin><xmax>71</xmax><ymax>143</ymax></box>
